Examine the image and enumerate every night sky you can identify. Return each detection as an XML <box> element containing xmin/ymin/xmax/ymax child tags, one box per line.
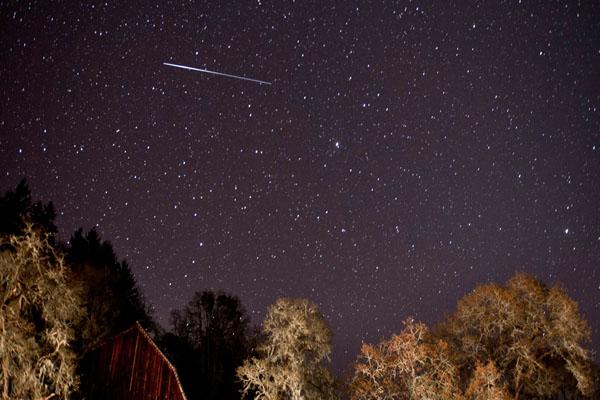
<box><xmin>1</xmin><ymin>1</ymin><xmax>599</xmax><ymax>372</ymax></box>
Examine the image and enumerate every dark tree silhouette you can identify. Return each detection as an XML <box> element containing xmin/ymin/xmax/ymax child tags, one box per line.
<box><xmin>66</xmin><ymin>227</ymin><xmax>155</xmax><ymax>352</ymax></box>
<box><xmin>0</xmin><ymin>179</ymin><xmax>57</xmax><ymax>237</ymax></box>
<box><xmin>161</xmin><ymin>290</ymin><xmax>254</xmax><ymax>400</ymax></box>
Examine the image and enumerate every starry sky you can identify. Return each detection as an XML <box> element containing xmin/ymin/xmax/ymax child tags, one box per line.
<box><xmin>1</xmin><ymin>1</ymin><xmax>599</xmax><ymax>372</ymax></box>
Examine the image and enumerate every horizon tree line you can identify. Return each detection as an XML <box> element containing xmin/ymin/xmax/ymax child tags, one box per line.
<box><xmin>0</xmin><ymin>180</ymin><xmax>597</xmax><ymax>399</ymax></box>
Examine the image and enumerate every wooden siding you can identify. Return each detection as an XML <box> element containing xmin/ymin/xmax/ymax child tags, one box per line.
<box><xmin>81</xmin><ymin>323</ymin><xmax>187</xmax><ymax>400</ymax></box>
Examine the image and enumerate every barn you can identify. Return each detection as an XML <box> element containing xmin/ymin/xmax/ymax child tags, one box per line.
<box><xmin>80</xmin><ymin>322</ymin><xmax>187</xmax><ymax>400</ymax></box>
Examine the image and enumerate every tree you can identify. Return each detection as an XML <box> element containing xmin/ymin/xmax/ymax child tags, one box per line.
<box><xmin>464</xmin><ymin>362</ymin><xmax>511</xmax><ymax>400</ymax></box>
<box><xmin>0</xmin><ymin>226</ymin><xmax>82</xmax><ymax>400</ymax></box>
<box><xmin>66</xmin><ymin>228</ymin><xmax>154</xmax><ymax>353</ymax></box>
<box><xmin>0</xmin><ymin>179</ymin><xmax>57</xmax><ymax>238</ymax></box>
<box><xmin>350</xmin><ymin>318</ymin><xmax>462</xmax><ymax>400</ymax></box>
<box><xmin>163</xmin><ymin>290</ymin><xmax>253</xmax><ymax>400</ymax></box>
<box><xmin>437</xmin><ymin>273</ymin><xmax>595</xmax><ymax>399</ymax></box>
<box><xmin>0</xmin><ymin>181</ymin><xmax>153</xmax><ymax>352</ymax></box>
<box><xmin>237</xmin><ymin>298</ymin><xmax>338</xmax><ymax>400</ymax></box>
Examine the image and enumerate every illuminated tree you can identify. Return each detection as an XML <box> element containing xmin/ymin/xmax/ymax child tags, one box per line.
<box><xmin>438</xmin><ymin>273</ymin><xmax>594</xmax><ymax>398</ymax></box>
<box><xmin>0</xmin><ymin>227</ymin><xmax>82</xmax><ymax>400</ymax></box>
<box><xmin>464</xmin><ymin>361</ymin><xmax>511</xmax><ymax>400</ymax></box>
<box><xmin>237</xmin><ymin>298</ymin><xmax>337</xmax><ymax>400</ymax></box>
<box><xmin>350</xmin><ymin>318</ymin><xmax>462</xmax><ymax>400</ymax></box>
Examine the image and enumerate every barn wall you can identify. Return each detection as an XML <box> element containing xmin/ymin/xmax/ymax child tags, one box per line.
<box><xmin>81</xmin><ymin>324</ymin><xmax>187</xmax><ymax>400</ymax></box>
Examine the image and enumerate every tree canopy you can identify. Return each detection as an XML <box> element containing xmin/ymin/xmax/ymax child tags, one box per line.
<box><xmin>66</xmin><ymin>227</ymin><xmax>155</xmax><ymax>353</ymax></box>
<box><xmin>0</xmin><ymin>179</ymin><xmax>56</xmax><ymax>237</ymax></box>
<box><xmin>464</xmin><ymin>362</ymin><xmax>511</xmax><ymax>400</ymax></box>
<box><xmin>351</xmin><ymin>318</ymin><xmax>462</xmax><ymax>400</ymax></box>
<box><xmin>350</xmin><ymin>273</ymin><xmax>597</xmax><ymax>400</ymax></box>
<box><xmin>161</xmin><ymin>290</ymin><xmax>253</xmax><ymax>400</ymax></box>
<box><xmin>438</xmin><ymin>273</ymin><xmax>595</xmax><ymax>398</ymax></box>
<box><xmin>0</xmin><ymin>226</ymin><xmax>82</xmax><ymax>400</ymax></box>
<box><xmin>237</xmin><ymin>298</ymin><xmax>338</xmax><ymax>400</ymax></box>
<box><xmin>0</xmin><ymin>180</ymin><xmax>155</xmax><ymax>399</ymax></box>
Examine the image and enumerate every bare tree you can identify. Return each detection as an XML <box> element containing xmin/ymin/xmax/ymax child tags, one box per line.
<box><xmin>237</xmin><ymin>298</ymin><xmax>337</xmax><ymax>400</ymax></box>
<box><xmin>350</xmin><ymin>318</ymin><xmax>462</xmax><ymax>400</ymax></box>
<box><xmin>438</xmin><ymin>273</ymin><xmax>595</xmax><ymax>399</ymax></box>
<box><xmin>0</xmin><ymin>226</ymin><xmax>82</xmax><ymax>400</ymax></box>
<box><xmin>464</xmin><ymin>361</ymin><xmax>511</xmax><ymax>400</ymax></box>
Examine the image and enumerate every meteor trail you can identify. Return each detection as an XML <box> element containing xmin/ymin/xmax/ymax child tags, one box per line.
<box><xmin>163</xmin><ymin>62</ymin><xmax>272</xmax><ymax>85</ymax></box>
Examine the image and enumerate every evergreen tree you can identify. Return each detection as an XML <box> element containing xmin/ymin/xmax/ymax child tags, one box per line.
<box><xmin>0</xmin><ymin>179</ymin><xmax>56</xmax><ymax>237</ymax></box>
<box><xmin>66</xmin><ymin>227</ymin><xmax>155</xmax><ymax>353</ymax></box>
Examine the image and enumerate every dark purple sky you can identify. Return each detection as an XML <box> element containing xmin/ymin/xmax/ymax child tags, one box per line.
<box><xmin>1</xmin><ymin>1</ymin><xmax>599</xmax><ymax>372</ymax></box>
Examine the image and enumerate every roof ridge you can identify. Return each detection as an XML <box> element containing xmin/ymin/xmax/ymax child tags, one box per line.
<box><xmin>132</xmin><ymin>322</ymin><xmax>188</xmax><ymax>400</ymax></box>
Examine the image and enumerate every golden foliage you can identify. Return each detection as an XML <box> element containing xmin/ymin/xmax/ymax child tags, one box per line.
<box><xmin>439</xmin><ymin>273</ymin><xmax>594</xmax><ymax>398</ymax></box>
<box><xmin>349</xmin><ymin>273</ymin><xmax>597</xmax><ymax>399</ymax></box>
<box><xmin>351</xmin><ymin>318</ymin><xmax>462</xmax><ymax>400</ymax></box>
<box><xmin>464</xmin><ymin>361</ymin><xmax>511</xmax><ymax>400</ymax></box>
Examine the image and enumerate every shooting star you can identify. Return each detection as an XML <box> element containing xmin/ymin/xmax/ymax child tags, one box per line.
<box><xmin>163</xmin><ymin>62</ymin><xmax>272</xmax><ymax>85</ymax></box>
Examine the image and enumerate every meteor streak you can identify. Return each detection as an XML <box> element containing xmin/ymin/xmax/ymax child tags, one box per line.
<box><xmin>163</xmin><ymin>62</ymin><xmax>272</xmax><ymax>85</ymax></box>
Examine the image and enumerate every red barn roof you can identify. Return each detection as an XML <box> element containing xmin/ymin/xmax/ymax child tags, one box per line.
<box><xmin>81</xmin><ymin>323</ymin><xmax>187</xmax><ymax>400</ymax></box>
